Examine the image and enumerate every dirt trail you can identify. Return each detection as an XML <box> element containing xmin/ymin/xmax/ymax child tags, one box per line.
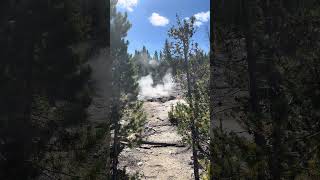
<box><xmin>119</xmin><ymin>99</ymin><xmax>194</xmax><ymax>179</ymax></box>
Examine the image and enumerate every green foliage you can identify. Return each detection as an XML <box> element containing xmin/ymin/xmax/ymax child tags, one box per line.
<box><xmin>110</xmin><ymin>0</ymin><xmax>138</xmax><ymax>100</ymax></box>
<box><xmin>0</xmin><ymin>0</ymin><xmax>99</xmax><ymax>179</ymax></box>
<box><xmin>84</xmin><ymin>159</ymin><xmax>105</xmax><ymax>180</ymax></box>
<box><xmin>110</xmin><ymin>2</ymin><xmax>146</xmax><ymax>178</ymax></box>
<box><xmin>169</xmin><ymin>102</ymin><xmax>192</xmax><ymax>142</ymax></box>
<box><xmin>167</xmin><ymin>16</ymin><xmax>211</xmax><ymax>177</ymax></box>
<box><xmin>209</xmin><ymin>0</ymin><xmax>320</xmax><ymax>179</ymax></box>
<box><xmin>121</xmin><ymin>101</ymin><xmax>147</xmax><ymax>147</ymax></box>
<box><xmin>56</xmin><ymin>102</ymin><xmax>88</xmax><ymax>126</ymax></box>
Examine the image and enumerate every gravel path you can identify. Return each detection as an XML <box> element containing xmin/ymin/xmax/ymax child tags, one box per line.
<box><xmin>119</xmin><ymin>99</ymin><xmax>194</xmax><ymax>180</ymax></box>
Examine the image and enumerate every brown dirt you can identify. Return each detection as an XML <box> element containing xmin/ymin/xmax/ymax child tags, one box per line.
<box><xmin>119</xmin><ymin>99</ymin><xmax>194</xmax><ymax>180</ymax></box>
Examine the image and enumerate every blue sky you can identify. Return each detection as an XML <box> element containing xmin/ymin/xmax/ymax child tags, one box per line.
<box><xmin>116</xmin><ymin>0</ymin><xmax>210</xmax><ymax>55</ymax></box>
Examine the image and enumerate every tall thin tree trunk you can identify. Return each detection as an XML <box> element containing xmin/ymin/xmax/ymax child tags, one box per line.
<box><xmin>92</xmin><ymin>0</ymin><xmax>111</xmax><ymax>177</ymax></box>
<box><xmin>184</xmin><ymin>45</ymin><xmax>200</xmax><ymax>180</ymax></box>
<box><xmin>242</xmin><ymin>0</ymin><xmax>267</xmax><ymax>178</ymax></box>
<box><xmin>105</xmin><ymin>112</ymin><xmax>112</xmax><ymax>178</ymax></box>
<box><xmin>260</xmin><ymin>1</ymin><xmax>288</xmax><ymax>179</ymax></box>
<box><xmin>9</xmin><ymin>1</ymin><xmax>35</xmax><ymax>177</ymax></box>
<box><xmin>96</xmin><ymin>0</ymin><xmax>109</xmax><ymax>47</ymax></box>
<box><xmin>111</xmin><ymin>58</ymin><xmax>122</xmax><ymax>180</ymax></box>
<box><xmin>111</xmin><ymin>66</ymin><xmax>121</xmax><ymax>180</ymax></box>
<box><xmin>111</xmin><ymin>104</ymin><xmax>120</xmax><ymax>180</ymax></box>
<box><xmin>243</xmin><ymin>0</ymin><xmax>266</xmax><ymax>148</ymax></box>
<box><xmin>209</xmin><ymin>0</ymin><xmax>216</xmax><ymax>179</ymax></box>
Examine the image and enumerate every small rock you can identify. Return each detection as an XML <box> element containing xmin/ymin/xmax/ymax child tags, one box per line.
<box><xmin>137</xmin><ymin>162</ymin><xmax>143</xmax><ymax>166</ymax></box>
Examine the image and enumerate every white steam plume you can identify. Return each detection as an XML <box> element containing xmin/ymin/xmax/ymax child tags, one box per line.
<box><xmin>138</xmin><ymin>72</ymin><xmax>174</xmax><ymax>100</ymax></box>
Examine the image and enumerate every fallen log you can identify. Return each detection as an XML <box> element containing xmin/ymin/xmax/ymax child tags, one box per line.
<box><xmin>120</xmin><ymin>140</ymin><xmax>186</xmax><ymax>148</ymax></box>
<box><xmin>140</xmin><ymin>140</ymin><xmax>186</xmax><ymax>147</ymax></box>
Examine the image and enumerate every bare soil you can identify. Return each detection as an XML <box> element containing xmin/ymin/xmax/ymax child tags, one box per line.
<box><xmin>119</xmin><ymin>98</ymin><xmax>194</xmax><ymax>180</ymax></box>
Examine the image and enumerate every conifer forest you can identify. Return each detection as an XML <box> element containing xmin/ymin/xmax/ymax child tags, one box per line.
<box><xmin>0</xmin><ymin>0</ymin><xmax>320</xmax><ymax>179</ymax></box>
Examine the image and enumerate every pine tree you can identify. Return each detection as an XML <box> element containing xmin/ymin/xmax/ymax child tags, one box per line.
<box><xmin>110</xmin><ymin>1</ymin><xmax>131</xmax><ymax>178</ymax></box>
<box><xmin>154</xmin><ymin>51</ymin><xmax>159</xmax><ymax>61</ymax></box>
<box><xmin>0</xmin><ymin>0</ymin><xmax>96</xmax><ymax>178</ymax></box>
<box><xmin>209</xmin><ymin>0</ymin><xmax>320</xmax><ymax>179</ymax></box>
<box><xmin>110</xmin><ymin>1</ymin><xmax>143</xmax><ymax>178</ymax></box>
<box><xmin>159</xmin><ymin>50</ymin><xmax>163</xmax><ymax>61</ymax></box>
<box><xmin>161</xmin><ymin>39</ymin><xmax>178</xmax><ymax>76</ymax></box>
<box><xmin>169</xmin><ymin>15</ymin><xmax>200</xmax><ymax>180</ymax></box>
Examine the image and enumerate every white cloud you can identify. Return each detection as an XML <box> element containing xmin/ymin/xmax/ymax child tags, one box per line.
<box><xmin>194</xmin><ymin>11</ymin><xmax>210</xmax><ymax>22</ymax></box>
<box><xmin>149</xmin><ymin>13</ymin><xmax>169</xmax><ymax>27</ymax></box>
<box><xmin>187</xmin><ymin>11</ymin><xmax>210</xmax><ymax>27</ymax></box>
<box><xmin>117</xmin><ymin>0</ymin><xmax>138</xmax><ymax>12</ymax></box>
<box><xmin>194</xmin><ymin>21</ymin><xmax>203</xmax><ymax>27</ymax></box>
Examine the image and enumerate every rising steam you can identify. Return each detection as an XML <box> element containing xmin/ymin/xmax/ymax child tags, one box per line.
<box><xmin>138</xmin><ymin>72</ymin><xmax>175</xmax><ymax>100</ymax></box>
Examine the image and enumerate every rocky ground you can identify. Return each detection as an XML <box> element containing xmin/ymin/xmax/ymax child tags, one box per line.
<box><xmin>118</xmin><ymin>97</ymin><xmax>194</xmax><ymax>180</ymax></box>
